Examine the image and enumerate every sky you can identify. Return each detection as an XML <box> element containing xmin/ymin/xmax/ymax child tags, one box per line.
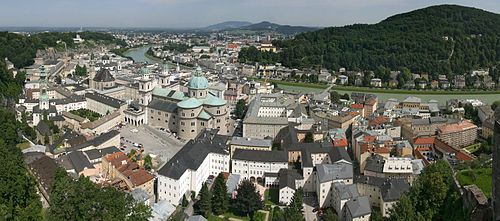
<box><xmin>0</xmin><ymin>0</ymin><xmax>499</xmax><ymax>28</ymax></box>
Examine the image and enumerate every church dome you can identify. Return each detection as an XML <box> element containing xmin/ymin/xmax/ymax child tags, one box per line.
<box><xmin>93</xmin><ymin>69</ymin><xmax>115</xmax><ymax>82</ymax></box>
<box><xmin>188</xmin><ymin>66</ymin><xmax>208</xmax><ymax>89</ymax></box>
<box><xmin>188</xmin><ymin>76</ymin><xmax>208</xmax><ymax>89</ymax></box>
<box><xmin>177</xmin><ymin>97</ymin><xmax>202</xmax><ymax>109</ymax></box>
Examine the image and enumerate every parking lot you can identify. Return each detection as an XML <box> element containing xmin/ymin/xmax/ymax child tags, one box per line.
<box><xmin>119</xmin><ymin>124</ymin><xmax>186</xmax><ymax>169</ymax></box>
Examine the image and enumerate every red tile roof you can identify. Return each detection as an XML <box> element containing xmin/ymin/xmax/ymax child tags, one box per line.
<box><xmin>351</xmin><ymin>103</ymin><xmax>364</xmax><ymax>109</ymax></box>
<box><xmin>414</xmin><ymin>137</ymin><xmax>435</xmax><ymax>145</ymax></box>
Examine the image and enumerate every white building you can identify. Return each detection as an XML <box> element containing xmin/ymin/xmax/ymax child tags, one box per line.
<box><xmin>231</xmin><ymin>149</ymin><xmax>288</xmax><ymax>181</ymax></box>
<box><xmin>156</xmin><ymin>129</ymin><xmax>230</xmax><ymax>206</ymax></box>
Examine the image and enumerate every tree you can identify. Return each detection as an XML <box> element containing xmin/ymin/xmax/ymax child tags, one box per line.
<box><xmin>182</xmin><ymin>195</ymin><xmax>189</xmax><ymax>208</ymax></box>
<box><xmin>330</xmin><ymin>91</ymin><xmax>341</xmax><ymax>104</ymax></box>
<box><xmin>284</xmin><ymin>188</ymin><xmax>304</xmax><ymax>221</ymax></box>
<box><xmin>232</xmin><ymin>180</ymin><xmax>263</xmax><ymax>216</ymax></box>
<box><xmin>75</xmin><ymin>64</ymin><xmax>87</xmax><ymax>77</ymax></box>
<box><xmin>0</xmin><ymin>140</ymin><xmax>42</xmax><ymax>220</ymax></box>
<box><xmin>272</xmin><ymin>207</ymin><xmax>285</xmax><ymax>221</ymax></box>
<box><xmin>387</xmin><ymin>195</ymin><xmax>423</xmax><ymax>221</ymax></box>
<box><xmin>340</xmin><ymin>93</ymin><xmax>350</xmax><ymax>100</ymax></box>
<box><xmin>48</xmin><ymin>169</ymin><xmax>151</xmax><ymax>220</ymax></box>
<box><xmin>195</xmin><ymin>183</ymin><xmax>212</xmax><ymax>217</ymax></box>
<box><xmin>491</xmin><ymin>100</ymin><xmax>500</xmax><ymax>111</ymax></box>
<box><xmin>143</xmin><ymin>154</ymin><xmax>153</xmax><ymax>170</ymax></box>
<box><xmin>370</xmin><ymin>210</ymin><xmax>384</xmax><ymax>221</ymax></box>
<box><xmin>322</xmin><ymin>208</ymin><xmax>339</xmax><ymax>221</ymax></box>
<box><xmin>304</xmin><ymin>132</ymin><xmax>314</xmax><ymax>143</ymax></box>
<box><xmin>212</xmin><ymin>173</ymin><xmax>229</xmax><ymax>215</ymax></box>
<box><xmin>235</xmin><ymin>99</ymin><xmax>247</xmax><ymax>119</ymax></box>
<box><xmin>388</xmin><ymin>160</ymin><xmax>465</xmax><ymax>221</ymax></box>
<box><xmin>55</xmin><ymin>75</ymin><xmax>62</xmax><ymax>84</ymax></box>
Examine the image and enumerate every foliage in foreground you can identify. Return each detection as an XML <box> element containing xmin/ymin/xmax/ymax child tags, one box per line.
<box><xmin>48</xmin><ymin>169</ymin><xmax>151</xmax><ymax>221</ymax></box>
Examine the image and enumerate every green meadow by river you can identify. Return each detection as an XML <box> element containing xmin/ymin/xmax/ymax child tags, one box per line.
<box><xmin>277</xmin><ymin>84</ymin><xmax>500</xmax><ymax>105</ymax></box>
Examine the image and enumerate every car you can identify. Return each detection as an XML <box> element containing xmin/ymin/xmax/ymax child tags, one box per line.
<box><xmin>133</xmin><ymin>143</ymin><xmax>139</xmax><ymax>147</ymax></box>
<box><xmin>312</xmin><ymin>208</ymin><xmax>318</xmax><ymax>213</ymax></box>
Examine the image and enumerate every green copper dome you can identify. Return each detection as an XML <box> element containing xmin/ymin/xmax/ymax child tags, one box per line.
<box><xmin>188</xmin><ymin>76</ymin><xmax>208</xmax><ymax>89</ymax></box>
<box><xmin>177</xmin><ymin>97</ymin><xmax>202</xmax><ymax>109</ymax></box>
<box><xmin>202</xmin><ymin>94</ymin><xmax>226</xmax><ymax>106</ymax></box>
<box><xmin>188</xmin><ymin>66</ymin><xmax>208</xmax><ymax>89</ymax></box>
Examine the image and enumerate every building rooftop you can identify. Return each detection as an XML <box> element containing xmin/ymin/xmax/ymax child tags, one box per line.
<box><xmin>232</xmin><ymin>149</ymin><xmax>287</xmax><ymax>162</ymax></box>
<box><xmin>230</xmin><ymin>137</ymin><xmax>272</xmax><ymax>148</ymax></box>
<box><xmin>316</xmin><ymin>162</ymin><xmax>353</xmax><ymax>183</ymax></box>
<box><xmin>157</xmin><ymin>129</ymin><xmax>229</xmax><ymax>180</ymax></box>
<box><xmin>345</xmin><ymin>196</ymin><xmax>371</xmax><ymax>218</ymax></box>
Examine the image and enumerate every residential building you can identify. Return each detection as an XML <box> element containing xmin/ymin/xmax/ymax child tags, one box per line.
<box><xmin>437</xmin><ymin>120</ymin><xmax>478</xmax><ymax>148</ymax></box>
<box><xmin>229</xmin><ymin>137</ymin><xmax>272</xmax><ymax>156</ymax></box>
<box><xmin>231</xmin><ymin>149</ymin><xmax>288</xmax><ymax>181</ymax></box>
<box><xmin>341</xmin><ymin>196</ymin><xmax>371</xmax><ymax>221</ymax></box>
<box><xmin>243</xmin><ymin>94</ymin><xmax>297</xmax><ymax>139</ymax></box>
<box><xmin>355</xmin><ymin>175</ymin><xmax>410</xmax><ymax>217</ymax></box>
<box><xmin>278</xmin><ymin>169</ymin><xmax>304</xmax><ymax>205</ymax></box>
<box><xmin>156</xmin><ymin>129</ymin><xmax>230</xmax><ymax>206</ymax></box>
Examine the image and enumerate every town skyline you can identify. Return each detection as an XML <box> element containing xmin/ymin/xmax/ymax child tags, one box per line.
<box><xmin>0</xmin><ymin>0</ymin><xmax>499</xmax><ymax>28</ymax></box>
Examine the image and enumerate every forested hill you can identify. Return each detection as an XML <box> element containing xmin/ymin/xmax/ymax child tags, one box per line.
<box><xmin>0</xmin><ymin>31</ymin><xmax>126</xmax><ymax>68</ymax></box>
<box><xmin>241</xmin><ymin>5</ymin><xmax>500</xmax><ymax>78</ymax></box>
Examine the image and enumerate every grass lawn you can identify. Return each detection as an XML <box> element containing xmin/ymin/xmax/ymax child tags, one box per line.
<box><xmin>456</xmin><ymin>168</ymin><xmax>492</xmax><ymax>197</ymax></box>
<box><xmin>464</xmin><ymin>143</ymin><xmax>481</xmax><ymax>154</ymax></box>
<box><xmin>207</xmin><ymin>215</ymin><xmax>225</xmax><ymax>221</ymax></box>
<box><xmin>264</xmin><ymin>189</ymin><xmax>279</xmax><ymax>205</ymax></box>
<box><xmin>16</xmin><ymin>142</ymin><xmax>31</xmax><ymax>150</ymax></box>
<box><xmin>69</xmin><ymin>109</ymin><xmax>102</xmax><ymax>122</ymax></box>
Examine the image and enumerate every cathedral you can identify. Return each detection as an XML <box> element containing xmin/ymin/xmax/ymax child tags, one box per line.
<box><xmin>146</xmin><ymin>66</ymin><xmax>230</xmax><ymax>140</ymax></box>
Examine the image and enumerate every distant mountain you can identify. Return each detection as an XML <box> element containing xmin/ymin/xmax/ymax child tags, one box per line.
<box><xmin>239</xmin><ymin>5</ymin><xmax>500</xmax><ymax>79</ymax></box>
<box><xmin>239</xmin><ymin>21</ymin><xmax>319</xmax><ymax>35</ymax></box>
<box><xmin>203</xmin><ymin>21</ymin><xmax>252</xmax><ymax>31</ymax></box>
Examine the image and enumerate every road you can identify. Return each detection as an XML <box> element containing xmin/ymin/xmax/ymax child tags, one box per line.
<box><xmin>303</xmin><ymin>195</ymin><xmax>318</xmax><ymax>221</ymax></box>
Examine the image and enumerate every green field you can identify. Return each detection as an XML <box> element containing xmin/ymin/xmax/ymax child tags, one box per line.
<box><xmin>456</xmin><ymin>168</ymin><xmax>492</xmax><ymax>197</ymax></box>
<box><xmin>273</xmin><ymin>80</ymin><xmax>500</xmax><ymax>104</ymax></box>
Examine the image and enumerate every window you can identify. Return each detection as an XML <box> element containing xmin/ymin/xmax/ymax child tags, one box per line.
<box><xmin>181</xmin><ymin>122</ymin><xmax>185</xmax><ymax>126</ymax></box>
<box><xmin>191</xmin><ymin>113</ymin><xmax>194</xmax><ymax>117</ymax></box>
<box><xmin>201</xmin><ymin>122</ymin><xmax>205</xmax><ymax>126</ymax></box>
<box><xmin>182</xmin><ymin>113</ymin><xmax>185</xmax><ymax>117</ymax></box>
<box><xmin>191</xmin><ymin>122</ymin><xmax>195</xmax><ymax>126</ymax></box>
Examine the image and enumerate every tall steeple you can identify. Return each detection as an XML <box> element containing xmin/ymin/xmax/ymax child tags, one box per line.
<box><xmin>39</xmin><ymin>65</ymin><xmax>49</xmax><ymax>110</ymax></box>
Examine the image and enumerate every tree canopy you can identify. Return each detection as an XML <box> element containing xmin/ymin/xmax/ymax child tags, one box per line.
<box><xmin>239</xmin><ymin>5</ymin><xmax>500</xmax><ymax>79</ymax></box>
<box><xmin>231</xmin><ymin>180</ymin><xmax>263</xmax><ymax>216</ymax></box>
<box><xmin>388</xmin><ymin>160</ymin><xmax>469</xmax><ymax>221</ymax></box>
<box><xmin>48</xmin><ymin>169</ymin><xmax>151</xmax><ymax>221</ymax></box>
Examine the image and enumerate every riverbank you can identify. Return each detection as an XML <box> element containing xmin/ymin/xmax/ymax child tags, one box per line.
<box><xmin>271</xmin><ymin>80</ymin><xmax>500</xmax><ymax>104</ymax></box>
<box><xmin>271</xmin><ymin>80</ymin><xmax>500</xmax><ymax>95</ymax></box>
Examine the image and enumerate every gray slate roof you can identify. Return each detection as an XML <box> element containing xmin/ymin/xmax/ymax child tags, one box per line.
<box><xmin>85</xmin><ymin>92</ymin><xmax>125</xmax><ymax>109</ymax></box>
<box><xmin>354</xmin><ymin>175</ymin><xmax>410</xmax><ymax>202</ymax></box>
<box><xmin>157</xmin><ymin>129</ymin><xmax>229</xmax><ymax>179</ymax></box>
<box><xmin>148</xmin><ymin>99</ymin><xmax>178</xmax><ymax>113</ymax></box>
<box><xmin>345</xmin><ymin>196</ymin><xmax>371</xmax><ymax>218</ymax></box>
<box><xmin>334</xmin><ymin>182</ymin><xmax>359</xmax><ymax>200</ymax></box>
<box><xmin>232</xmin><ymin>149</ymin><xmax>288</xmax><ymax>162</ymax></box>
<box><xmin>84</xmin><ymin>146</ymin><xmax>120</xmax><ymax>161</ymax></box>
<box><xmin>93</xmin><ymin>69</ymin><xmax>115</xmax><ymax>82</ymax></box>
<box><xmin>278</xmin><ymin>169</ymin><xmax>303</xmax><ymax>190</ymax></box>
<box><xmin>316</xmin><ymin>162</ymin><xmax>353</xmax><ymax>183</ymax></box>
<box><xmin>363</xmin><ymin>154</ymin><xmax>385</xmax><ymax>173</ymax></box>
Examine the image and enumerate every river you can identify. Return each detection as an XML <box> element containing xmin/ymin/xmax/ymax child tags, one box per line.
<box><xmin>122</xmin><ymin>46</ymin><xmax>190</xmax><ymax>69</ymax></box>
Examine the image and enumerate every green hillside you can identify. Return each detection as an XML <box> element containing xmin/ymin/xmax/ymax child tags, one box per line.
<box><xmin>0</xmin><ymin>31</ymin><xmax>126</xmax><ymax>68</ymax></box>
<box><xmin>240</xmin><ymin>5</ymin><xmax>500</xmax><ymax>80</ymax></box>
